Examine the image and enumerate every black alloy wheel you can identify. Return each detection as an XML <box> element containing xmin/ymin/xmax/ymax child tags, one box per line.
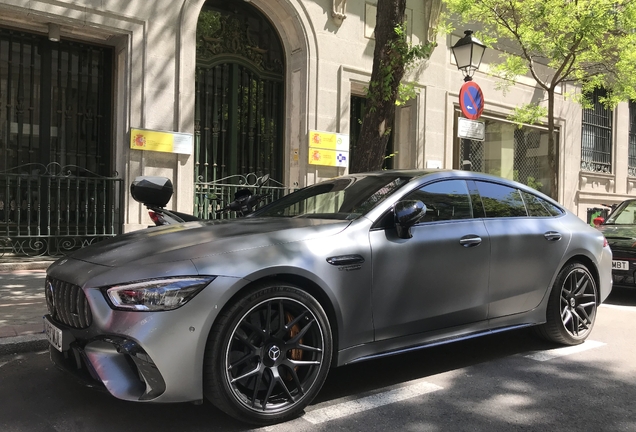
<box><xmin>204</xmin><ymin>282</ymin><xmax>333</xmax><ymax>425</ymax></box>
<box><xmin>536</xmin><ymin>262</ymin><xmax>598</xmax><ymax>345</ymax></box>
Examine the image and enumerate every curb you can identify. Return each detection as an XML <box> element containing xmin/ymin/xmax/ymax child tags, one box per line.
<box><xmin>0</xmin><ymin>333</ymin><xmax>49</xmax><ymax>355</ymax></box>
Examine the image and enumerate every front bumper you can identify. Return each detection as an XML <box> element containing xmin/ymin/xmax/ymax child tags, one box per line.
<box><xmin>45</xmin><ymin>274</ymin><xmax>246</xmax><ymax>403</ymax></box>
<box><xmin>611</xmin><ymin>269</ymin><xmax>636</xmax><ymax>289</ymax></box>
<box><xmin>48</xmin><ymin>330</ymin><xmax>165</xmax><ymax>400</ymax></box>
<box><xmin>609</xmin><ymin>252</ymin><xmax>636</xmax><ymax>289</ymax></box>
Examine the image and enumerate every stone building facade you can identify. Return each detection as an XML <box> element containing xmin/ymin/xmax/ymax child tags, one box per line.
<box><xmin>0</xmin><ymin>0</ymin><xmax>633</xmax><ymax>241</ymax></box>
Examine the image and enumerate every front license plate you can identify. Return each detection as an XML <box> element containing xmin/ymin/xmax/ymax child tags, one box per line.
<box><xmin>612</xmin><ymin>260</ymin><xmax>630</xmax><ymax>270</ymax></box>
<box><xmin>44</xmin><ymin>316</ymin><xmax>63</xmax><ymax>352</ymax></box>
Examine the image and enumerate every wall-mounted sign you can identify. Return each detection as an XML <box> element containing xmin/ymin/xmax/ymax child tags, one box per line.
<box><xmin>130</xmin><ymin>128</ymin><xmax>193</xmax><ymax>155</ymax></box>
<box><xmin>308</xmin><ymin>130</ymin><xmax>349</xmax><ymax>167</ymax></box>
<box><xmin>309</xmin><ymin>148</ymin><xmax>349</xmax><ymax>167</ymax></box>
<box><xmin>459</xmin><ymin>81</ymin><xmax>485</xmax><ymax>120</ymax></box>
<box><xmin>458</xmin><ymin>117</ymin><xmax>485</xmax><ymax>141</ymax></box>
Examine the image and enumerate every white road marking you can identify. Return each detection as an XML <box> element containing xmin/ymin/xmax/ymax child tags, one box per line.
<box><xmin>524</xmin><ymin>340</ymin><xmax>605</xmax><ymax>362</ymax></box>
<box><xmin>303</xmin><ymin>380</ymin><xmax>443</xmax><ymax>425</ymax></box>
<box><xmin>601</xmin><ymin>304</ymin><xmax>636</xmax><ymax>312</ymax></box>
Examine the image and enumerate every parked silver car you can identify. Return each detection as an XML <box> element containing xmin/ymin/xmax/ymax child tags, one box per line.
<box><xmin>44</xmin><ymin>169</ymin><xmax>612</xmax><ymax>425</ymax></box>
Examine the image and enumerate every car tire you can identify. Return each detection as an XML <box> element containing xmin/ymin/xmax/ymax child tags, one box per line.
<box><xmin>203</xmin><ymin>281</ymin><xmax>333</xmax><ymax>425</ymax></box>
<box><xmin>535</xmin><ymin>262</ymin><xmax>598</xmax><ymax>345</ymax></box>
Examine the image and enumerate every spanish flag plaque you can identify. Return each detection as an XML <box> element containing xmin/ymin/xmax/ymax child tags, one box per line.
<box><xmin>308</xmin><ymin>130</ymin><xmax>350</xmax><ymax>167</ymax></box>
<box><xmin>131</xmin><ymin>128</ymin><xmax>194</xmax><ymax>155</ymax></box>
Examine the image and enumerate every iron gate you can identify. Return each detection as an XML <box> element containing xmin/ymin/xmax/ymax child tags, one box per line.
<box><xmin>194</xmin><ymin>2</ymin><xmax>287</xmax><ymax>219</ymax></box>
<box><xmin>0</xmin><ymin>29</ymin><xmax>121</xmax><ymax>257</ymax></box>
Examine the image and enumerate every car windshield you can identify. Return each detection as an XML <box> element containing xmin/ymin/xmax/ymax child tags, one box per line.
<box><xmin>605</xmin><ymin>200</ymin><xmax>636</xmax><ymax>225</ymax></box>
<box><xmin>252</xmin><ymin>174</ymin><xmax>413</xmax><ymax>220</ymax></box>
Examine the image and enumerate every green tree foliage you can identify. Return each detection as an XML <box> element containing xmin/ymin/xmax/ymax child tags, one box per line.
<box><xmin>351</xmin><ymin>0</ymin><xmax>441</xmax><ymax>173</ymax></box>
<box><xmin>444</xmin><ymin>0</ymin><xmax>636</xmax><ymax>193</ymax></box>
<box><xmin>197</xmin><ymin>9</ymin><xmax>221</xmax><ymax>41</ymax></box>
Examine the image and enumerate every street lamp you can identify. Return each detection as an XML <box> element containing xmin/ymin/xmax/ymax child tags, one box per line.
<box><xmin>451</xmin><ymin>30</ymin><xmax>486</xmax><ymax>82</ymax></box>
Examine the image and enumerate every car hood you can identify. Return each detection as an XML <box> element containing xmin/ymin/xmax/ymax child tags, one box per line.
<box><xmin>598</xmin><ymin>224</ymin><xmax>636</xmax><ymax>249</ymax></box>
<box><xmin>67</xmin><ymin>217</ymin><xmax>350</xmax><ymax>267</ymax></box>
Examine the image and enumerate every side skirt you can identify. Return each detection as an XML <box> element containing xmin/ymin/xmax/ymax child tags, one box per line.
<box><xmin>344</xmin><ymin>323</ymin><xmax>535</xmax><ymax>365</ymax></box>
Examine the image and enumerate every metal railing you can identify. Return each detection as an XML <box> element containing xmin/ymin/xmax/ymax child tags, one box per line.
<box><xmin>0</xmin><ymin>163</ymin><xmax>123</xmax><ymax>258</ymax></box>
<box><xmin>194</xmin><ymin>173</ymin><xmax>294</xmax><ymax>220</ymax></box>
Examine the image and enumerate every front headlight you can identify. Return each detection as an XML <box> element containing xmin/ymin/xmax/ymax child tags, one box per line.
<box><xmin>103</xmin><ymin>277</ymin><xmax>215</xmax><ymax>311</ymax></box>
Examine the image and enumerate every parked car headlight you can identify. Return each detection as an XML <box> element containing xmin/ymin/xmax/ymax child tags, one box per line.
<box><xmin>103</xmin><ymin>277</ymin><xmax>215</xmax><ymax>311</ymax></box>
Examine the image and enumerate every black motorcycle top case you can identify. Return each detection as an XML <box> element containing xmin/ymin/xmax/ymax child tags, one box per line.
<box><xmin>130</xmin><ymin>176</ymin><xmax>174</xmax><ymax>207</ymax></box>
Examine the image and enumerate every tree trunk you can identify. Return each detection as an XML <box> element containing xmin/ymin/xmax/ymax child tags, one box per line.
<box><xmin>350</xmin><ymin>0</ymin><xmax>407</xmax><ymax>173</ymax></box>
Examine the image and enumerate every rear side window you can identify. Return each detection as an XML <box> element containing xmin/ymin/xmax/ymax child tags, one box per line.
<box><xmin>475</xmin><ymin>181</ymin><xmax>527</xmax><ymax>218</ymax></box>
<box><xmin>407</xmin><ymin>179</ymin><xmax>473</xmax><ymax>222</ymax></box>
<box><xmin>521</xmin><ymin>191</ymin><xmax>563</xmax><ymax>217</ymax></box>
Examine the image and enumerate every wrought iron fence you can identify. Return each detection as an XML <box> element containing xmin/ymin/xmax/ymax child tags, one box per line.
<box><xmin>194</xmin><ymin>173</ymin><xmax>294</xmax><ymax>220</ymax></box>
<box><xmin>0</xmin><ymin>163</ymin><xmax>123</xmax><ymax>258</ymax></box>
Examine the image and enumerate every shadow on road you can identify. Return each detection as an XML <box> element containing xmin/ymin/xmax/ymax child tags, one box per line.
<box><xmin>315</xmin><ymin>328</ymin><xmax>556</xmax><ymax>403</ymax></box>
<box><xmin>605</xmin><ymin>287</ymin><xmax>636</xmax><ymax>307</ymax></box>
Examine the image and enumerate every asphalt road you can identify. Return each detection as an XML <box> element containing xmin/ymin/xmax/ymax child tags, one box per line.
<box><xmin>0</xmin><ymin>288</ymin><xmax>634</xmax><ymax>432</ymax></box>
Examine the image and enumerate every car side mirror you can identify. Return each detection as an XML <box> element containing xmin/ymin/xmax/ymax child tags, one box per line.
<box><xmin>394</xmin><ymin>200</ymin><xmax>426</xmax><ymax>239</ymax></box>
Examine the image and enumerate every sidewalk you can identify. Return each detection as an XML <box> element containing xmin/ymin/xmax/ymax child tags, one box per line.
<box><xmin>0</xmin><ymin>257</ymin><xmax>56</xmax><ymax>355</ymax></box>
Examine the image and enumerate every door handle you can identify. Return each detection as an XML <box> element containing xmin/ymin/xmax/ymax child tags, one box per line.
<box><xmin>459</xmin><ymin>235</ymin><xmax>482</xmax><ymax>247</ymax></box>
<box><xmin>544</xmin><ymin>231</ymin><xmax>562</xmax><ymax>241</ymax></box>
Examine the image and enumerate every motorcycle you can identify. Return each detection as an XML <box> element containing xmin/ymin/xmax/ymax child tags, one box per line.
<box><xmin>130</xmin><ymin>174</ymin><xmax>271</xmax><ymax>226</ymax></box>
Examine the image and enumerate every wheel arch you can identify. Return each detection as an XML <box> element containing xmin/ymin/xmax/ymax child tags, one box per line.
<box><xmin>209</xmin><ymin>271</ymin><xmax>342</xmax><ymax>367</ymax></box>
<box><xmin>534</xmin><ymin>253</ymin><xmax>601</xmax><ymax>345</ymax></box>
<box><xmin>561</xmin><ymin>254</ymin><xmax>601</xmax><ymax>304</ymax></box>
<box><xmin>263</xmin><ymin>273</ymin><xmax>340</xmax><ymax>365</ymax></box>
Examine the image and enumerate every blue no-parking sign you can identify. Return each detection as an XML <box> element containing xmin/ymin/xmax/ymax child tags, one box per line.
<box><xmin>459</xmin><ymin>81</ymin><xmax>485</xmax><ymax>120</ymax></box>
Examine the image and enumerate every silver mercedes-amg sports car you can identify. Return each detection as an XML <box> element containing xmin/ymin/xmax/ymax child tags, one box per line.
<box><xmin>44</xmin><ymin>169</ymin><xmax>612</xmax><ymax>425</ymax></box>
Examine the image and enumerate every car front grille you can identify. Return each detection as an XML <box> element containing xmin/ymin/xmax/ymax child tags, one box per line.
<box><xmin>612</xmin><ymin>273</ymin><xmax>635</xmax><ymax>286</ymax></box>
<box><xmin>45</xmin><ymin>277</ymin><xmax>93</xmax><ymax>329</ymax></box>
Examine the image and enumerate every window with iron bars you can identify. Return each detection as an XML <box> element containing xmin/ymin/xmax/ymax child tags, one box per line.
<box><xmin>629</xmin><ymin>101</ymin><xmax>636</xmax><ymax>177</ymax></box>
<box><xmin>455</xmin><ymin>114</ymin><xmax>557</xmax><ymax>198</ymax></box>
<box><xmin>581</xmin><ymin>88</ymin><xmax>613</xmax><ymax>174</ymax></box>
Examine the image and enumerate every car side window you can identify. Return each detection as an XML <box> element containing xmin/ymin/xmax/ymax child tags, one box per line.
<box><xmin>521</xmin><ymin>191</ymin><xmax>563</xmax><ymax>217</ymax></box>
<box><xmin>475</xmin><ymin>181</ymin><xmax>527</xmax><ymax>218</ymax></box>
<box><xmin>406</xmin><ymin>179</ymin><xmax>472</xmax><ymax>223</ymax></box>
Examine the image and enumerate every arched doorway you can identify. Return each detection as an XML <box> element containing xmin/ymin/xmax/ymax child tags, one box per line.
<box><xmin>194</xmin><ymin>0</ymin><xmax>285</xmax><ymax>218</ymax></box>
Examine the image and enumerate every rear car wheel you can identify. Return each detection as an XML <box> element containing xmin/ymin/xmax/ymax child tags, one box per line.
<box><xmin>536</xmin><ymin>262</ymin><xmax>598</xmax><ymax>345</ymax></box>
<box><xmin>204</xmin><ymin>282</ymin><xmax>332</xmax><ymax>425</ymax></box>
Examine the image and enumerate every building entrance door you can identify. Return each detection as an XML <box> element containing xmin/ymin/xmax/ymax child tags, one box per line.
<box><xmin>194</xmin><ymin>1</ymin><xmax>286</xmax><ymax>219</ymax></box>
<box><xmin>0</xmin><ymin>28</ymin><xmax>121</xmax><ymax>257</ymax></box>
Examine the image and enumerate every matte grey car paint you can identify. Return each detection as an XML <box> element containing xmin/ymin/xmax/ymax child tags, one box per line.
<box><xmin>370</xmin><ymin>218</ymin><xmax>491</xmax><ymax>340</ymax></box>
<box><xmin>485</xmin><ymin>216</ymin><xmax>571</xmax><ymax>317</ymax></box>
<box><xmin>45</xmin><ymin>169</ymin><xmax>613</xmax><ymax>406</ymax></box>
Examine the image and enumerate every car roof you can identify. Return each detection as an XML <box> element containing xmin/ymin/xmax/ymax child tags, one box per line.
<box><xmin>343</xmin><ymin>169</ymin><xmax>531</xmax><ymax>186</ymax></box>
